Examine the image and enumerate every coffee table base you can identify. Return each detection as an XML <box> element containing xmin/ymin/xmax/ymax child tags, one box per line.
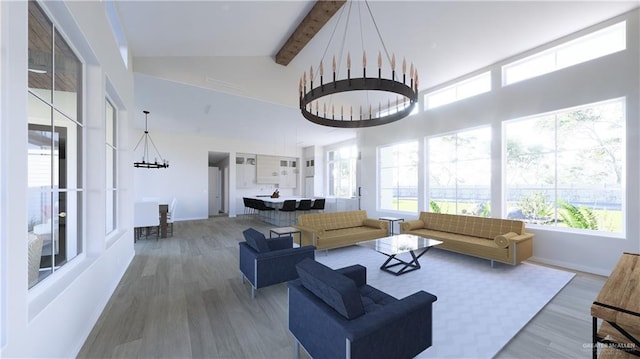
<box><xmin>379</xmin><ymin>246</ymin><xmax>434</xmax><ymax>276</ymax></box>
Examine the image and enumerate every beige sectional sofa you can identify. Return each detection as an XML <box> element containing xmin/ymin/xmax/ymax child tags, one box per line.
<box><xmin>294</xmin><ymin>210</ymin><xmax>388</xmax><ymax>250</ymax></box>
<box><xmin>400</xmin><ymin>212</ymin><xmax>534</xmax><ymax>265</ymax></box>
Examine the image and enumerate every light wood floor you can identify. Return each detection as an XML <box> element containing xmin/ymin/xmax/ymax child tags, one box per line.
<box><xmin>78</xmin><ymin>216</ymin><xmax>606</xmax><ymax>359</ymax></box>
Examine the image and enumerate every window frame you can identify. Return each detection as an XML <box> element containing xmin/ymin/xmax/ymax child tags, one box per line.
<box><xmin>326</xmin><ymin>143</ymin><xmax>358</xmax><ymax>198</ymax></box>
<box><xmin>427</xmin><ymin>126</ymin><xmax>492</xmax><ymax>217</ymax></box>
<box><xmin>27</xmin><ymin>0</ymin><xmax>85</xmax><ymax>288</ymax></box>
<box><xmin>105</xmin><ymin>97</ymin><xmax>117</xmax><ymax>236</ymax></box>
<box><xmin>502</xmin><ymin>97</ymin><xmax>626</xmax><ymax>236</ymax></box>
<box><xmin>424</xmin><ymin>71</ymin><xmax>491</xmax><ymax>110</ymax></box>
<box><xmin>378</xmin><ymin>140</ymin><xmax>419</xmax><ymax>214</ymax></box>
<box><xmin>502</xmin><ymin>21</ymin><xmax>626</xmax><ymax>86</ymax></box>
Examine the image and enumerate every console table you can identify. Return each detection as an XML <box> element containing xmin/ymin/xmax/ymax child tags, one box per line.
<box><xmin>591</xmin><ymin>252</ymin><xmax>640</xmax><ymax>358</ymax></box>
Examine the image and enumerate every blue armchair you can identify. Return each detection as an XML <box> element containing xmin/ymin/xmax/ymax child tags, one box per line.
<box><xmin>288</xmin><ymin>258</ymin><xmax>437</xmax><ymax>359</ymax></box>
<box><xmin>239</xmin><ymin>228</ymin><xmax>315</xmax><ymax>298</ymax></box>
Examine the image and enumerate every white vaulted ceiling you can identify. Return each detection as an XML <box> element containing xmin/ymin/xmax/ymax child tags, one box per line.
<box><xmin>115</xmin><ymin>0</ymin><xmax>639</xmax><ymax>144</ymax></box>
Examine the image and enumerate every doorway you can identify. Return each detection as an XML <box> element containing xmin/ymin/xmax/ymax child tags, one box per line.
<box><xmin>208</xmin><ymin>151</ymin><xmax>229</xmax><ymax>216</ymax></box>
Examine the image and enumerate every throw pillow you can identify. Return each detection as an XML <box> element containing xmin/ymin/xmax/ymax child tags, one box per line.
<box><xmin>494</xmin><ymin>232</ymin><xmax>518</xmax><ymax>249</ymax></box>
<box><xmin>296</xmin><ymin>258</ymin><xmax>365</xmax><ymax>320</ymax></box>
<box><xmin>242</xmin><ymin>228</ymin><xmax>270</xmax><ymax>253</ymax></box>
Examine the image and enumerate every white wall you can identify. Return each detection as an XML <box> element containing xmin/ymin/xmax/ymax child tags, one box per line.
<box><xmin>133</xmin><ymin>130</ymin><xmax>301</xmax><ymax>219</ymax></box>
<box><xmin>1</xmin><ymin>1</ymin><xmax>135</xmax><ymax>357</ymax></box>
<box><xmin>358</xmin><ymin>11</ymin><xmax>640</xmax><ymax>275</ymax></box>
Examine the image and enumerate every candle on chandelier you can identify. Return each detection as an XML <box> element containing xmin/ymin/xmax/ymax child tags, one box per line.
<box><xmin>333</xmin><ymin>55</ymin><xmax>337</xmax><ymax>84</ymax></box>
<box><xmin>402</xmin><ymin>57</ymin><xmax>407</xmax><ymax>84</ymax></box>
<box><xmin>391</xmin><ymin>54</ymin><xmax>396</xmax><ymax>81</ymax></box>
<box><xmin>347</xmin><ymin>52</ymin><xmax>351</xmax><ymax>80</ymax></box>
<box><xmin>378</xmin><ymin>51</ymin><xmax>382</xmax><ymax>78</ymax></box>
<box><xmin>410</xmin><ymin>63</ymin><xmax>415</xmax><ymax>89</ymax></box>
<box><xmin>363</xmin><ymin>51</ymin><xmax>367</xmax><ymax>78</ymax></box>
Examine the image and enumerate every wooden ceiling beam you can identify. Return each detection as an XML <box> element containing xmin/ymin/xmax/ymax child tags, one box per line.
<box><xmin>275</xmin><ymin>0</ymin><xmax>346</xmax><ymax>66</ymax></box>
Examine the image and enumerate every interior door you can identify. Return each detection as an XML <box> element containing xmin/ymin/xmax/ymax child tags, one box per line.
<box><xmin>208</xmin><ymin>166</ymin><xmax>221</xmax><ymax>216</ymax></box>
<box><xmin>305</xmin><ymin>177</ymin><xmax>314</xmax><ymax>197</ymax></box>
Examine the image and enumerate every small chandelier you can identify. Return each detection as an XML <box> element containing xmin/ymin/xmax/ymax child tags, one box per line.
<box><xmin>299</xmin><ymin>0</ymin><xmax>418</xmax><ymax>128</ymax></box>
<box><xmin>133</xmin><ymin>110</ymin><xmax>169</xmax><ymax>169</ymax></box>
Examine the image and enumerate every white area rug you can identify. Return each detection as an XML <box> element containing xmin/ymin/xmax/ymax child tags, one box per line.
<box><xmin>316</xmin><ymin>246</ymin><xmax>575</xmax><ymax>358</ymax></box>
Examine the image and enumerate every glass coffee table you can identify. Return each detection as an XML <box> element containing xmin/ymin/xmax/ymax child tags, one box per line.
<box><xmin>358</xmin><ymin>234</ymin><xmax>443</xmax><ymax>276</ymax></box>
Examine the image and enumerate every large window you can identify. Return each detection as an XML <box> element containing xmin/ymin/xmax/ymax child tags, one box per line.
<box><xmin>327</xmin><ymin>145</ymin><xmax>357</xmax><ymax>198</ymax></box>
<box><xmin>28</xmin><ymin>1</ymin><xmax>83</xmax><ymax>288</ymax></box>
<box><xmin>504</xmin><ymin>98</ymin><xmax>624</xmax><ymax>234</ymax></box>
<box><xmin>503</xmin><ymin>22</ymin><xmax>626</xmax><ymax>86</ymax></box>
<box><xmin>379</xmin><ymin>141</ymin><xmax>418</xmax><ymax>212</ymax></box>
<box><xmin>428</xmin><ymin>127</ymin><xmax>492</xmax><ymax>216</ymax></box>
<box><xmin>424</xmin><ymin>71</ymin><xmax>491</xmax><ymax>110</ymax></box>
<box><xmin>106</xmin><ymin>99</ymin><xmax>117</xmax><ymax>235</ymax></box>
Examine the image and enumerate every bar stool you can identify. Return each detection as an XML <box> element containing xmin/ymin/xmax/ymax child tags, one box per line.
<box><xmin>296</xmin><ymin>199</ymin><xmax>312</xmax><ymax>211</ymax></box>
<box><xmin>254</xmin><ymin>200</ymin><xmax>276</xmax><ymax>222</ymax></box>
<box><xmin>310</xmin><ymin>198</ymin><xmax>325</xmax><ymax>213</ymax></box>
<box><xmin>278</xmin><ymin>200</ymin><xmax>298</xmax><ymax>226</ymax></box>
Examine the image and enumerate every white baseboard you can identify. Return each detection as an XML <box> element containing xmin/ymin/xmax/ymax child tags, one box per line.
<box><xmin>529</xmin><ymin>256</ymin><xmax>611</xmax><ymax>276</ymax></box>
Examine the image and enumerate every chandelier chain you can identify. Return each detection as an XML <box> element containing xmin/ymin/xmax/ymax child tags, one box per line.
<box><xmin>364</xmin><ymin>0</ymin><xmax>393</xmax><ymax>65</ymax></box>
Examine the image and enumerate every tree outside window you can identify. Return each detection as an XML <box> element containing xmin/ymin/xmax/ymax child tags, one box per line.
<box><xmin>428</xmin><ymin>127</ymin><xmax>491</xmax><ymax>217</ymax></box>
<box><xmin>504</xmin><ymin>98</ymin><xmax>624</xmax><ymax>233</ymax></box>
<box><xmin>379</xmin><ymin>141</ymin><xmax>418</xmax><ymax>212</ymax></box>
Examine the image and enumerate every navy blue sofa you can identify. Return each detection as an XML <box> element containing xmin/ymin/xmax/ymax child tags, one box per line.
<box><xmin>288</xmin><ymin>258</ymin><xmax>437</xmax><ymax>359</ymax></box>
<box><xmin>239</xmin><ymin>228</ymin><xmax>315</xmax><ymax>298</ymax></box>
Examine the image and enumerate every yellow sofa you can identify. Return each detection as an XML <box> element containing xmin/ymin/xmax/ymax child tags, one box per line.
<box><xmin>294</xmin><ymin>211</ymin><xmax>388</xmax><ymax>250</ymax></box>
<box><xmin>400</xmin><ymin>212</ymin><xmax>534</xmax><ymax>265</ymax></box>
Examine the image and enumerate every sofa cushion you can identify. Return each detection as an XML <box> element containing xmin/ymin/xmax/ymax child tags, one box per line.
<box><xmin>296</xmin><ymin>258</ymin><xmax>365</xmax><ymax>320</ymax></box>
<box><xmin>362</xmin><ymin>218</ymin><xmax>384</xmax><ymax>229</ymax></box>
<box><xmin>359</xmin><ymin>284</ymin><xmax>397</xmax><ymax>313</ymax></box>
<box><xmin>298</xmin><ymin>211</ymin><xmax>367</xmax><ymax>231</ymax></box>
<box><xmin>243</xmin><ymin>228</ymin><xmax>270</xmax><ymax>253</ymax></box>
<box><xmin>403</xmin><ymin>220</ymin><xmax>425</xmax><ymax>231</ymax></box>
<box><xmin>420</xmin><ymin>212</ymin><xmax>524</xmax><ymax>239</ymax></box>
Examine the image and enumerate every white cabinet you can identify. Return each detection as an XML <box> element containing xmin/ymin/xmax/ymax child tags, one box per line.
<box><xmin>280</xmin><ymin>159</ymin><xmax>298</xmax><ymax>188</ymax></box>
<box><xmin>256</xmin><ymin>155</ymin><xmax>298</xmax><ymax>188</ymax></box>
<box><xmin>304</xmin><ymin>159</ymin><xmax>315</xmax><ymax>177</ymax></box>
<box><xmin>236</xmin><ymin>154</ymin><xmax>256</xmax><ymax>188</ymax></box>
<box><xmin>256</xmin><ymin>155</ymin><xmax>280</xmax><ymax>184</ymax></box>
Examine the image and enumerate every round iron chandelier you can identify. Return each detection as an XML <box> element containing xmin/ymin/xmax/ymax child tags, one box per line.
<box><xmin>299</xmin><ymin>0</ymin><xmax>418</xmax><ymax>128</ymax></box>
